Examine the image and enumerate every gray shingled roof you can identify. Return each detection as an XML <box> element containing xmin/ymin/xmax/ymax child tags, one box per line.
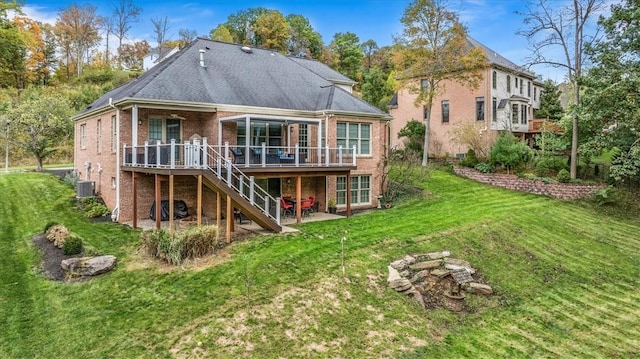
<box><xmin>78</xmin><ymin>38</ymin><xmax>386</xmax><ymax>118</ymax></box>
<box><xmin>467</xmin><ymin>37</ymin><xmax>534</xmax><ymax>77</ymax></box>
<box><xmin>288</xmin><ymin>57</ymin><xmax>356</xmax><ymax>84</ymax></box>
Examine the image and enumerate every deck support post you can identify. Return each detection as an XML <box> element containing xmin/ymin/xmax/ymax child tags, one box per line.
<box><xmin>169</xmin><ymin>174</ymin><xmax>174</xmax><ymax>236</ymax></box>
<box><xmin>132</xmin><ymin>173</ymin><xmax>138</xmax><ymax>229</ymax></box>
<box><xmin>155</xmin><ymin>174</ymin><xmax>161</xmax><ymax>229</ymax></box>
<box><xmin>216</xmin><ymin>191</ymin><xmax>221</xmax><ymax>238</ymax></box>
<box><xmin>197</xmin><ymin>174</ymin><xmax>202</xmax><ymax>227</ymax></box>
<box><xmin>226</xmin><ymin>195</ymin><xmax>233</xmax><ymax>243</ymax></box>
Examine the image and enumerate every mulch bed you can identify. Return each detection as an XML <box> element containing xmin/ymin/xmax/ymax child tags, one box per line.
<box><xmin>31</xmin><ymin>233</ymin><xmax>84</xmax><ymax>282</ymax></box>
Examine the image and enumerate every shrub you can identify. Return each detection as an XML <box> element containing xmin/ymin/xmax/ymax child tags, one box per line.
<box><xmin>474</xmin><ymin>162</ymin><xmax>494</xmax><ymax>173</ymax></box>
<box><xmin>44</xmin><ymin>221</ymin><xmax>59</xmax><ymax>232</ymax></box>
<box><xmin>62</xmin><ymin>234</ymin><xmax>83</xmax><ymax>255</ymax></box>
<box><xmin>557</xmin><ymin>168</ymin><xmax>571</xmax><ymax>183</ymax></box>
<box><xmin>593</xmin><ymin>186</ymin><xmax>616</xmax><ymax>206</ymax></box>
<box><xmin>81</xmin><ymin>197</ymin><xmax>111</xmax><ymax>218</ymax></box>
<box><xmin>46</xmin><ymin>224</ymin><xmax>70</xmax><ymax>248</ymax></box>
<box><xmin>141</xmin><ymin>225</ymin><xmax>220</xmax><ymax>265</ymax></box>
<box><xmin>459</xmin><ymin>149</ymin><xmax>479</xmax><ymax>168</ymax></box>
<box><xmin>63</xmin><ymin>172</ymin><xmax>78</xmax><ymax>188</ymax></box>
<box><xmin>489</xmin><ymin>133</ymin><xmax>532</xmax><ymax>173</ymax></box>
<box><xmin>535</xmin><ymin>156</ymin><xmax>568</xmax><ymax>177</ymax></box>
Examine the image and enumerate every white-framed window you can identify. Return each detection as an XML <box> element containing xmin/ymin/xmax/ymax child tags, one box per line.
<box><xmin>520</xmin><ymin>79</ymin><xmax>524</xmax><ymax>95</ymax></box>
<box><xmin>527</xmin><ymin>81</ymin><xmax>531</xmax><ymax>97</ymax></box>
<box><xmin>492</xmin><ymin>71</ymin><xmax>497</xmax><ymax>89</ymax></box>
<box><xmin>512</xmin><ymin>104</ymin><xmax>519</xmax><ymax>124</ymax></box>
<box><xmin>521</xmin><ymin>104</ymin><xmax>528</xmax><ymax>125</ymax></box>
<box><xmin>441</xmin><ymin>100</ymin><xmax>449</xmax><ymax>123</ymax></box>
<box><xmin>299</xmin><ymin>123</ymin><xmax>308</xmax><ymax>155</ymax></box>
<box><xmin>111</xmin><ymin>115</ymin><xmax>117</xmax><ymax>153</ymax></box>
<box><xmin>236</xmin><ymin>122</ymin><xmax>282</xmax><ymax>147</ymax></box>
<box><xmin>80</xmin><ymin>124</ymin><xmax>87</xmax><ymax>149</ymax></box>
<box><xmin>492</xmin><ymin>97</ymin><xmax>497</xmax><ymax>122</ymax></box>
<box><xmin>336</xmin><ymin>175</ymin><xmax>371</xmax><ymax>206</ymax></box>
<box><xmin>337</xmin><ymin>122</ymin><xmax>370</xmax><ymax>155</ymax></box>
<box><xmin>506</xmin><ymin>75</ymin><xmax>511</xmax><ymax>93</ymax></box>
<box><xmin>149</xmin><ymin>117</ymin><xmax>181</xmax><ymax>143</ymax></box>
<box><xmin>534</xmin><ymin>87</ymin><xmax>538</xmax><ymax>101</ymax></box>
<box><xmin>476</xmin><ymin>97</ymin><xmax>485</xmax><ymax>121</ymax></box>
<box><xmin>97</xmin><ymin>119</ymin><xmax>102</xmax><ymax>153</ymax></box>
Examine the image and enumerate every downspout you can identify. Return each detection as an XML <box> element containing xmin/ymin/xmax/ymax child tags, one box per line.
<box><xmin>109</xmin><ymin>98</ymin><xmax>121</xmax><ymax>221</ymax></box>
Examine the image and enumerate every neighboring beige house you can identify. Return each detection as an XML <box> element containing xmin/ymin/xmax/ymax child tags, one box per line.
<box><xmin>389</xmin><ymin>37</ymin><xmax>544</xmax><ymax>158</ymax></box>
<box><xmin>72</xmin><ymin>38</ymin><xmax>392</xmax><ymax>236</ymax></box>
<box><xmin>142</xmin><ymin>46</ymin><xmax>180</xmax><ymax>71</ymax></box>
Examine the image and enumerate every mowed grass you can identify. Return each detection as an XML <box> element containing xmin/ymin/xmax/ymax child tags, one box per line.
<box><xmin>0</xmin><ymin>171</ymin><xmax>638</xmax><ymax>358</ymax></box>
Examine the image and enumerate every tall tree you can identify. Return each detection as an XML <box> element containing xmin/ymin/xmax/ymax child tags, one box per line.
<box><xmin>253</xmin><ymin>10</ymin><xmax>290</xmax><ymax>52</ymax></box>
<box><xmin>518</xmin><ymin>0</ymin><xmax>605</xmax><ymax>179</ymax></box>
<box><xmin>221</xmin><ymin>7</ymin><xmax>267</xmax><ymax>45</ymax></box>
<box><xmin>55</xmin><ymin>4</ymin><xmax>102</xmax><ymax>77</ymax></box>
<box><xmin>8</xmin><ymin>89</ymin><xmax>73</xmax><ymax>171</ymax></box>
<box><xmin>150</xmin><ymin>16</ymin><xmax>170</xmax><ymax>56</ymax></box>
<box><xmin>286</xmin><ymin>14</ymin><xmax>322</xmax><ymax>58</ymax></box>
<box><xmin>112</xmin><ymin>0</ymin><xmax>142</xmax><ymax>68</ymax></box>
<box><xmin>118</xmin><ymin>40</ymin><xmax>150</xmax><ymax>71</ymax></box>
<box><xmin>0</xmin><ymin>1</ymin><xmax>27</xmax><ymax>88</ymax></box>
<box><xmin>178</xmin><ymin>28</ymin><xmax>198</xmax><ymax>47</ymax></box>
<box><xmin>361</xmin><ymin>66</ymin><xmax>394</xmax><ymax>111</ymax></box>
<box><xmin>361</xmin><ymin>39</ymin><xmax>379</xmax><ymax>71</ymax></box>
<box><xmin>100</xmin><ymin>16</ymin><xmax>114</xmax><ymax>66</ymax></box>
<box><xmin>394</xmin><ymin>0</ymin><xmax>486</xmax><ymax>166</ymax></box>
<box><xmin>329</xmin><ymin>32</ymin><xmax>364</xmax><ymax>82</ymax></box>
<box><xmin>210</xmin><ymin>24</ymin><xmax>233</xmax><ymax>43</ymax></box>
<box><xmin>581</xmin><ymin>0</ymin><xmax>640</xmax><ymax>181</ymax></box>
<box><xmin>536</xmin><ymin>79</ymin><xmax>563</xmax><ymax>121</ymax></box>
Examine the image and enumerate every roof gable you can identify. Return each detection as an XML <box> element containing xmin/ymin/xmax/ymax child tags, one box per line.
<box><xmin>78</xmin><ymin>39</ymin><xmax>386</xmax><ymax>118</ymax></box>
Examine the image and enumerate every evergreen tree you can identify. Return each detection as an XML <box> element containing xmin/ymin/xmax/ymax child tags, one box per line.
<box><xmin>536</xmin><ymin>79</ymin><xmax>563</xmax><ymax>121</ymax></box>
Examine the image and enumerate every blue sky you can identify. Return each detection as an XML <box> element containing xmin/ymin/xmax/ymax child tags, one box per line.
<box><xmin>20</xmin><ymin>0</ymin><xmax>604</xmax><ymax>82</ymax></box>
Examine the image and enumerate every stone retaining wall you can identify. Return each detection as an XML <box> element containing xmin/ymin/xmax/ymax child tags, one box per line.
<box><xmin>454</xmin><ymin>167</ymin><xmax>605</xmax><ymax>200</ymax></box>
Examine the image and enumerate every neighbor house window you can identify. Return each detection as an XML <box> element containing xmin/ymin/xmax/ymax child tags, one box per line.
<box><xmin>96</xmin><ymin>119</ymin><xmax>102</xmax><ymax>153</ymax></box>
<box><xmin>492</xmin><ymin>97</ymin><xmax>497</xmax><ymax>122</ymax></box>
<box><xmin>476</xmin><ymin>97</ymin><xmax>485</xmax><ymax>121</ymax></box>
<box><xmin>534</xmin><ymin>87</ymin><xmax>538</xmax><ymax>101</ymax></box>
<box><xmin>515</xmin><ymin>77</ymin><xmax>518</xmax><ymax>88</ymax></box>
<box><xmin>492</xmin><ymin>71</ymin><xmax>497</xmax><ymax>89</ymax></box>
<box><xmin>506</xmin><ymin>75</ymin><xmax>511</xmax><ymax>93</ymax></box>
<box><xmin>337</xmin><ymin>122</ymin><xmax>370</xmax><ymax>155</ymax></box>
<box><xmin>521</xmin><ymin>104</ymin><xmax>528</xmax><ymax>125</ymax></box>
<box><xmin>111</xmin><ymin>115</ymin><xmax>117</xmax><ymax>153</ymax></box>
<box><xmin>512</xmin><ymin>104</ymin><xmax>519</xmax><ymax>124</ymax></box>
<box><xmin>420</xmin><ymin>79</ymin><xmax>428</xmax><ymax>92</ymax></box>
<box><xmin>527</xmin><ymin>81</ymin><xmax>531</xmax><ymax>97</ymax></box>
<box><xmin>80</xmin><ymin>124</ymin><xmax>87</xmax><ymax>149</ymax></box>
<box><xmin>336</xmin><ymin>175</ymin><xmax>371</xmax><ymax>206</ymax></box>
<box><xmin>520</xmin><ymin>79</ymin><xmax>524</xmax><ymax>94</ymax></box>
<box><xmin>441</xmin><ymin>100</ymin><xmax>450</xmax><ymax>123</ymax></box>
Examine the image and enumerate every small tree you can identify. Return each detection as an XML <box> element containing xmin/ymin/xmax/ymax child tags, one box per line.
<box><xmin>449</xmin><ymin>121</ymin><xmax>490</xmax><ymax>159</ymax></box>
<box><xmin>536</xmin><ymin>79</ymin><xmax>564</xmax><ymax>121</ymax></box>
<box><xmin>9</xmin><ymin>89</ymin><xmax>73</xmax><ymax>171</ymax></box>
<box><xmin>489</xmin><ymin>132</ymin><xmax>532</xmax><ymax>174</ymax></box>
<box><xmin>397</xmin><ymin>119</ymin><xmax>425</xmax><ymax>157</ymax></box>
<box><xmin>394</xmin><ymin>0</ymin><xmax>486</xmax><ymax>166</ymax></box>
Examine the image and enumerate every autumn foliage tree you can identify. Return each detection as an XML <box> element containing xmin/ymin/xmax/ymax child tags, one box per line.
<box><xmin>393</xmin><ymin>0</ymin><xmax>486</xmax><ymax>166</ymax></box>
<box><xmin>254</xmin><ymin>10</ymin><xmax>290</xmax><ymax>52</ymax></box>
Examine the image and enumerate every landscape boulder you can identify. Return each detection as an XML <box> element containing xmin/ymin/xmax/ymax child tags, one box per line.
<box><xmin>61</xmin><ymin>255</ymin><xmax>117</xmax><ymax>277</ymax></box>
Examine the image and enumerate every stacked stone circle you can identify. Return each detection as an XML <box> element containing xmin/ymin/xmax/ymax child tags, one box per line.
<box><xmin>387</xmin><ymin>251</ymin><xmax>493</xmax><ymax>311</ymax></box>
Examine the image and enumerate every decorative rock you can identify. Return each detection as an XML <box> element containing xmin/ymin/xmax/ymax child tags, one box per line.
<box><xmin>444</xmin><ymin>257</ymin><xmax>472</xmax><ymax>268</ymax></box>
<box><xmin>409</xmin><ymin>259</ymin><xmax>442</xmax><ymax>271</ymax></box>
<box><xmin>390</xmin><ymin>259</ymin><xmax>408</xmax><ymax>271</ymax></box>
<box><xmin>61</xmin><ymin>255</ymin><xmax>117</xmax><ymax>277</ymax></box>
<box><xmin>403</xmin><ymin>255</ymin><xmax>416</xmax><ymax>265</ymax></box>
<box><xmin>387</xmin><ymin>266</ymin><xmax>401</xmax><ymax>282</ymax></box>
<box><xmin>430</xmin><ymin>269</ymin><xmax>450</xmax><ymax>278</ymax></box>
<box><xmin>389</xmin><ymin>278</ymin><xmax>413</xmax><ymax>292</ymax></box>
<box><xmin>444</xmin><ymin>263</ymin><xmax>476</xmax><ymax>275</ymax></box>
<box><xmin>464</xmin><ymin>283</ymin><xmax>493</xmax><ymax>296</ymax></box>
<box><xmin>409</xmin><ymin>270</ymin><xmax>430</xmax><ymax>283</ymax></box>
<box><xmin>399</xmin><ymin>270</ymin><xmax>411</xmax><ymax>278</ymax></box>
<box><xmin>413</xmin><ymin>251</ymin><xmax>450</xmax><ymax>261</ymax></box>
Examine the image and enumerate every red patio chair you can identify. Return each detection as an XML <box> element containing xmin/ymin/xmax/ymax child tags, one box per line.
<box><xmin>301</xmin><ymin>198</ymin><xmax>313</xmax><ymax>218</ymax></box>
<box><xmin>281</xmin><ymin>198</ymin><xmax>294</xmax><ymax>218</ymax></box>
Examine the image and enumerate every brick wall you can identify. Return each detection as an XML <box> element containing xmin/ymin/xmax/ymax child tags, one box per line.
<box><xmin>454</xmin><ymin>167</ymin><xmax>605</xmax><ymax>200</ymax></box>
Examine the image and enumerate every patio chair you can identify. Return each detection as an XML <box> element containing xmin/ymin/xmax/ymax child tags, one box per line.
<box><xmin>280</xmin><ymin>198</ymin><xmax>294</xmax><ymax>218</ymax></box>
<box><xmin>300</xmin><ymin>199</ymin><xmax>313</xmax><ymax>219</ymax></box>
<box><xmin>307</xmin><ymin>196</ymin><xmax>316</xmax><ymax>214</ymax></box>
<box><xmin>230</xmin><ymin>148</ymin><xmax>244</xmax><ymax>164</ymax></box>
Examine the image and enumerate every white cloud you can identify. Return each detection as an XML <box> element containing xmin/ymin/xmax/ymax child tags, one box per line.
<box><xmin>14</xmin><ymin>5</ymin><xmax>58</xmax><ymax>25</ymax></box>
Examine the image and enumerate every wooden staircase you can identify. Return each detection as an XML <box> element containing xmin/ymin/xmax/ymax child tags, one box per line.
<box><xmin>202</xmin><ymin>145</ymin><xmax>282</xmax><ymax>232</ymax></box>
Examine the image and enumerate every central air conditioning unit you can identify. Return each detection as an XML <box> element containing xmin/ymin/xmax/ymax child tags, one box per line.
<box><xmin>77</xmin><ymin>181</ymin><xmax>95</xmax><ymax>198</ymax></box>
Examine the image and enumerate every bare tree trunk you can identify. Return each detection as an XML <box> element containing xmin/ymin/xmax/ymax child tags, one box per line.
<box><xmin>422</xmin><ymin>104</ymin><xmax>431</xmax><ymax>167</ymax></box>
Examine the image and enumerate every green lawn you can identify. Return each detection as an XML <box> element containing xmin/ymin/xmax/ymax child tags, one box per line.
<box><xmin>1</xmin><ymin>171</ymin><xmax>638</xmax><ymax>358</ymax></box>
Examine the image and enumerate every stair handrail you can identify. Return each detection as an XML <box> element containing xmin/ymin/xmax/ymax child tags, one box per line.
<box><xmin>203</xmin><ymin>144</ymin><xmax>281</xmax><ymax>225</ymax></box>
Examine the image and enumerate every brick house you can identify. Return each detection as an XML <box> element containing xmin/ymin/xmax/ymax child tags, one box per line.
<box><xmin>72</xmin><ymin>38</ymin><xmax>392</xmax><ymax>235</ymax></box>
<box><xmin>389</xmin><ymin>37</ymin><xmax>544</xmax><ymax>158</ymax></box>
